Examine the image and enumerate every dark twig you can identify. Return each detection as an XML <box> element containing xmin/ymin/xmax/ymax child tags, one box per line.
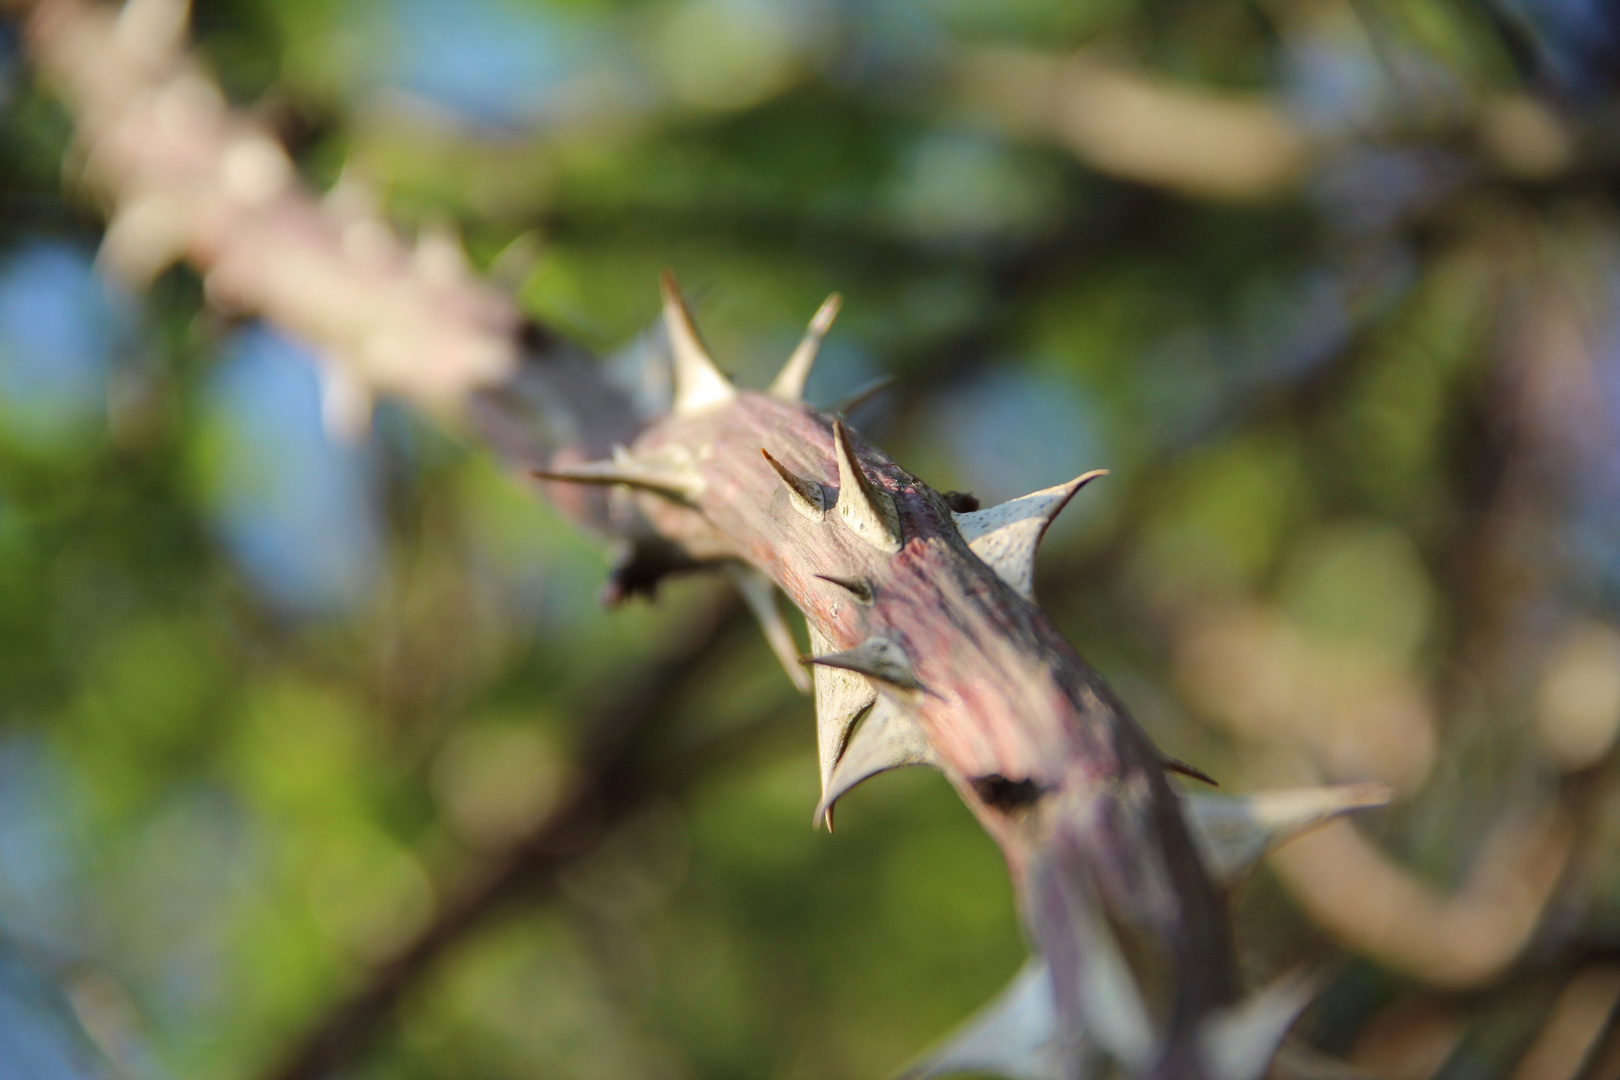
<box><xmin>257</xmin><ymin>592</ymin><xmax>746</xmax><ymax>1080</ymax></box>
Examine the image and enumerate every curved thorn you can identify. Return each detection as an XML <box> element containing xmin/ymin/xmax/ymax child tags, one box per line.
<box><xmin>892</xmin><ymin>959</ymin><xmax>1077</xmax><ymax>1080</ymax></box>
<box><xmin>952</xmin><ymin>470</ymin><xmax>1107</xmax><ymax>601</ymax></box>
<box><xmin>1182</xmin><ymin>783</ymin><xmax>1393</xmax><ymax>884</ymax></box>
<box><xmin>1202</xmin><ymin>970</ymin><xmax>1322</xmax><ymax>1080</ymax></box>
<box><xmin>660</xmin><ymin>270</ymin><xmax>736</xmax><ymax>415</ymax></box>
<box><xmin>829</xmin><ymin>375</ymin><xmax>897</xmax><ymax>417</ymax></box>
<box><xmin>770</xmin><ymin>292</ymin><xmax>843</xmax><ymax>402</ymax></box>
<box><xmin>729</xmin><ymin>565</ymin><xmax>810</xmax><ymax>693</ymax></box>
<box><xmin>807</xmin><ymin>625</ymin><xmax>876</xmax><ymax>832</ymax></box>
<box><xmin>802</xmin><ymin>636</ymin><xmax>918</xmax><ymax>690</ymax></box>
<box><xmin>761</xmin><ymin>448</ymin><xmax>827</xmax><ymax>521</ymax></box>
<box><xmin>832</xmin><ymin>421</ymin><xmax>902</xmax><ymax>553</ymax></box>
<box><xmin>814</xmin><ymin>698</ymin><xmax>938</xmax><ymax>823</ymax></box>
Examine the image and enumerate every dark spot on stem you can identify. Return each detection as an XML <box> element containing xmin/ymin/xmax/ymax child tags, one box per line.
<box><xmin>600</xmin><ymin>539</ymin><xmax>703</xmax><ymax>606</ymax></box>
<box><xmin>971</xmin><ymin>775</ymin><xmax>1044</xmax><ymax>812</ymax></box>
<box><xmin>943</xmin><ymin>491</ymin><xmax>980</xmax><ymax>513</ymax></box>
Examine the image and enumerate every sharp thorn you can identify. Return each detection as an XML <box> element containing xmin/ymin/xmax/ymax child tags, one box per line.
<box><xmin>660</xmin><ymin>270</ymin><xmax>736</xmax><ymax>415</ymax></box>
<box><xmin>829</xmin><ymin>375</ymin><xmax>897</xmax><ymax>418</ymax></box>
<box><xmin>1163</xmin><ymin>754</ymin><xmax>1219</xmax><ymax>787</ymax></box>
<box><xmin>531</xmin><ymin>458</ymin><xmax>703</xmax><ymax>502</ymax></box>
<box><xmin>761</xmin><ymin>448</ymin><xmax>827</xmax><ymax>521</ymax></box>
<box><xmin>833</xmin><ymin>421</ymin><xmax>902</xmax><ymax>554</ymax></box>
<box><xmin>1202</xmin><ymin>970</ymin><xmax>1322</xmax><ymax>1080</ymax></box>
<box><xmin>1182</xmin><ymin>783</ymin><xmax>1393</xmax><ymax>884</ymax></box>
<box><xmin>892</xmin><ymin>959</ymin><xmax>1074</xmax><ymax>1080</ymax></box>
<box><xmin>952</xmin><ymin>470</ymin><xmax>1107</xmax><ymax>601</ymax></box>
<box><xmin>802</xmin><ymin>636</ymin><xmax>919</xmax><ymax>690</ymax></box>
<box><xmin>814</xmin><ymin>699</ymin><xmax>938</xmax><ymax>823</ymax></box>
<box><xmin>770</xmin><ymin>293</ymin><xmax>843</xmax><ymax>402</ymax></box>
<box><xmin>729</xmin><ymin>565</ymin><xmax>810</xmax><ymax>693</ymax></box>
<box><xmin>807</xmin><ymin>625</ymin><xmax>877</xmax><ymax>829</ymax></box>
<box><xmin>814</xmin><ymin>574</ymin><xmax>874</xmax><ymax>604</ymax></box>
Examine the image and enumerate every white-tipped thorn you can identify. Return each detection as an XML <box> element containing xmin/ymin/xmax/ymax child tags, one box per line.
<box><xmin>729</xmin><ymin>565</ymin><xmax>810</xmax><ymax>693</ymax></box>
<box><xmin>1182</xmin><ymin>783</ymin><xmax>1393</xmax><ymax>884</ymax></box>
<box><xmin>952</xmin><ymin>471</ymin><xmax>1107</xmax><ymax>601</ymax></box>
<box><xmin>660</xmin><ymin>271</ymin><xmax>736</xmax><ymax>416</ymax></box>
<box><xmin>832</xmin><ymin>421</ymin><xmax>902</xmax><ymax>554</ymax></box>
<box><xmin>893</xmin><ymin>957</ymin><xmax>1316</xmax><ymax>1080</ymax></box>
<box><xmin>532</xmin><ymin>457</ymin><xmax>704</xmax><ymax>502</ymax></box>
<box><xmin>770</xmin><ymin>293</ymin><xmax>843</xmax><ymax>402</ymax></box>
<box><xmin>761</xmin><ymin>449</ymin><xmax>827</xmax><ymax>521</ymax></box>
<box><xmin>893</xmin><ymin>960</ymin><xmax>1081</xmax><ymax>1080</ymax></box>
<box><xmin>807</xmin><ymin>625</ymin><xmax>878</xmax><ymax>833</ymax></box>
<box><xmin>802</xmin><ymin>636</ymin><xmax>918</xmax><ymax>690</ymax></box>
<box><xmin>813</xmin><ymin>698</ymin><xmax>937</xmax><ymax>824</ymax></box>
<box><xmin>1202</xmin><ymin>970</ymin><xmax>1321</xmax><ymax>1080</ymax></box>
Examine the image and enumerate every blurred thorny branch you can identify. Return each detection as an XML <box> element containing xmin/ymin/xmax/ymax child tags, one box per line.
<box><xmin>13</xmin><ymin>0</ymin><xmax>1620</xmax><ymax>1078</ymax></box>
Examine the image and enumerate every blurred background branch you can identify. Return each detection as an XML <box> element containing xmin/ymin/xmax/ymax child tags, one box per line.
<box><xmin>259</xmin><ymin>590</ymin><xmax>751</xmax><ymax>1080</ymax></box>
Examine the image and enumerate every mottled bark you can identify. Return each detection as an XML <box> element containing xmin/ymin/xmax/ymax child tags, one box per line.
<box><xmin>598</xmin><ymin>390</ymin><xmax>1239</xmax><ymax>1073</ymax></box>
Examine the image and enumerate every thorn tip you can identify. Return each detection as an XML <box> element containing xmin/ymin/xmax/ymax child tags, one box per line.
<box><xmin>770</xmin><ymin>292</ymin><xmax>843</xmax><ymax>402</ymax></box>
<box><xmin>1183</xmin><ymin>783</ymin><xmax>1393</xmax><ymax>883</ymax></box>
<box><xmin>731</xmin><ymin>565</ymin><xmax>810</xmax><ymax>693</ymax></box>
<box><xmin>952</xmin><ymin>469</ymin><xmax>1107</xmax><ymax>600</ymax></box>
<box><xmin>660</xmin><ymin>270</ymin><xmax>736</xmax><ymax>415</ymax></box>
<box><xmin>532</xmin><ymin>457</ymin><xmax>703</xmax><ymax>502</ymax></box>
<box><xmin>814</xmin><ymin>574</ymin><xmax>874</xmax><ymax>604</ymax></box>
<box><xmin>762</xmin><ymin>448</ymin><xmax>827</xmax><ymax>520</ymax></box>
<box><xmin>832</xmin><ymin>421</ymin><xmax>902</xmax><ymax>554</ymax></box>
<box><xmin>828</xmin><ymin>375</ymin><xmax>896</xmax><ymax>418</ymax></box>
<box><xmin>805</xmin><ymin>636</ymin><xmax>919</xmax><ymax>691</ymax></box>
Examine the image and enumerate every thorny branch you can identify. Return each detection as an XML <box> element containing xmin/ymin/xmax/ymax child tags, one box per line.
<box><xmin>23</xmin><ymin>0</ymin><xmax>1616</xmax><ymax>1078</ymax></box>
<box><xmin>15</xmin><ymin>1</ymin><xmax>1391</xmax><ymax>1077</ymax></box>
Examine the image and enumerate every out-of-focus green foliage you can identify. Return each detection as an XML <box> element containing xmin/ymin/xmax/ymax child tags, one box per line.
<box><xmin>4</xmin><ymin>0</ymin><xmax>1620</xmax><ymax>1077</ymax></box>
